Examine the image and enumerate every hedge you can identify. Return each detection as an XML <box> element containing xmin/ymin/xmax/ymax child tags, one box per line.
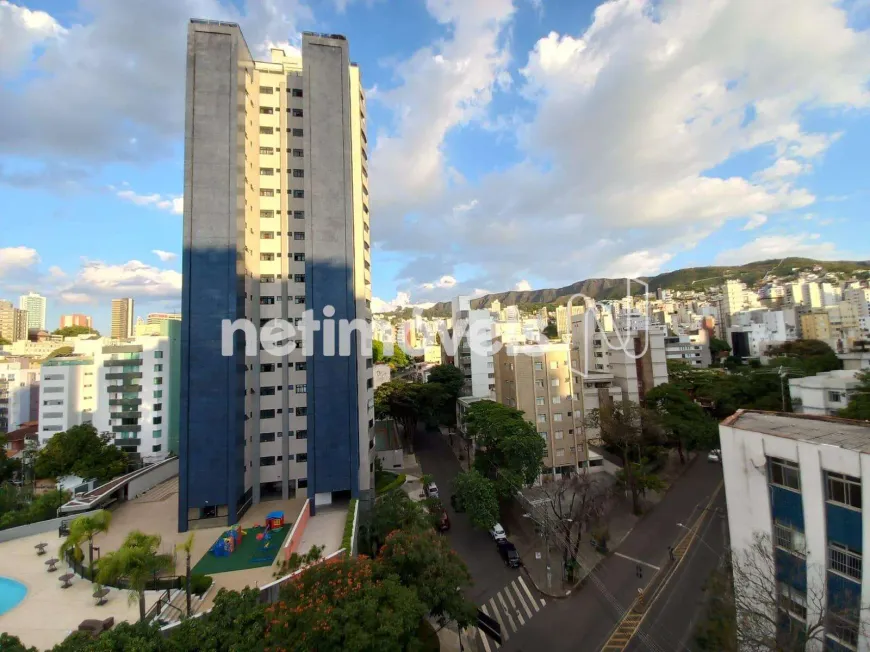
<box><xmin>341</xmin><ymin>499</ymin><xmax>357</xmax><ymax>552</ymax></box>
<box><xmin>376</xmin><ymin>473</ymin><xmax>406</xmax><ymax>496</ymax></box>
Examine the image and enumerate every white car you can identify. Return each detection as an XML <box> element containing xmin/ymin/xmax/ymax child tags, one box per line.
<box><xmin>490</xmin><ymin>523</ymin><xmax>506</xmax><ymax>541</ymax></box>
<box><xmin>425</xmin><ymin>482</ymin><xmax>439</xmax><ymax>499</ymax></box>
<box><xmin>707</xmin><ymin>449</ymin><xmax>721</xmax><ymax>463</ymax></box>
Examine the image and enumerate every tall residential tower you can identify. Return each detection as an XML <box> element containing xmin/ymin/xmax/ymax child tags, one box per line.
<box><xmin>18</xmin><ymin>292</ymin><xmax>46</xmax><ymax>333</ymax></box>
<box><xmin>179</xmin><ymin>21</ymin><xmax>373</xmax><ymax>531</ymax></box>
<box><xmin>111</xmin><ymin>298</ymin><xmax>135</xmax><ymax>339</ymax></box>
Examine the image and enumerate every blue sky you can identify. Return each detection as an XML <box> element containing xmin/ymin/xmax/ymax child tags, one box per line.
<box><xmin>1</xmin><ymin>0</ymin><xmax>869</xmax><ymax>330</ymax></box>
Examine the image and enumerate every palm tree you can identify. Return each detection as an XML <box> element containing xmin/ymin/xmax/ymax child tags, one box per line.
<box><xmin>97</xmin><ymin>530</ymin><xmax>174</xmax><ymax>621</ymax></box>
<box><xmin>58</xmin><ymin>509</ymin><xmax>112</xmax><ymax>577</ymax></box>
<box><xmin>176</xmin><ymin>533</ymin><xmax>195</xmax><ymax>617</ymax></box>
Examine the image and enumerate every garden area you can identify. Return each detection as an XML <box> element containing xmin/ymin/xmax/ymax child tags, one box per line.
<box><xmin>375</xmin><ymin>470</ymin><xmax>406</xmax><ymax>495</ymax></box>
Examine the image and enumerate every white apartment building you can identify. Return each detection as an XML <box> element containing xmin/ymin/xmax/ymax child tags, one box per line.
<box><xmin>727</xmin><ymin>309</ymin><xmax>795</xmax><ymax>359</ymax></box>
<box><xmin>38</xmin><ymin>329</ymin><xmax>179</xmax><ymax>462</ymax></box>
<box><xmin>555</xmin><ymin>304</ymin><xmax>585</xmax><ymax>336</ymax></box>
<box><xmin>664</xmin><ymin>331</ymin><xmax>712</xmax><ymax>368</ymax></box>
<box><xmin>789</xmin><ymin>370</ymin><xmax>862</xmax><ymax>417</ymax></box>
<box><xmin>722</xmin><ymin>280</ymin><xmax>749</xmax><ymax>322</ymax></box>
<box><xmin>451</xmin><ymin>296</ymin><xmax>495</xmax><ymax>398</ymax></box>
<box><xmin>18</xmin><ymin>292</ymin><xmax>46</xmax><ymax>333</ymax></box>
<box><xmin>0</xmin><ymin>360</ymin><xmax>39</xmax><ymax>433</ymax></box>
<box><xmin>720</xmin><ymin>411</ymin><xmax>870</xmax><ymax>652</ymax></box>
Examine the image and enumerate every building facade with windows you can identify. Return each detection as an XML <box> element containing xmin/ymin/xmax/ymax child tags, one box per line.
<box><xmin>720</xmin><ymin>411</ymin><xmax>870</xmax><ymax>651</ymax></box>
<box><xmin>0</xmin><ymin>300</ymin><xmax>29</xmax><ymax>343</ymax></box>
<box><xmin>451</xmin><ymin>295</ymin><xmax>495</xmax><ymax>399</ymax></box>
<box><xmin>59</xmin><ymin>314</ymin><xmax>93</xmax><ymax>329</ymax></box>
<box><xmin>18</xmin><ymin>292</ymin><xmax>46</xmax><ymax>333</ymax></box>
<box><xmin>111</xmin><ymin>298</ymin><xmax>135</xmax><ymax>339</ymax></box>
<box><xmin>0</xmin><ymin>360</ymin><xmax>39</xmax><ymax>433</ymax></box>
<box><xmin>789</xmin><ymin>371</ymin><xmax>863</xmax><ymax>417</ymax></box>
<box><xmin>180</xmin><ymin>21</ymin><xmax>373</xmax><ymax>531</ymax></box>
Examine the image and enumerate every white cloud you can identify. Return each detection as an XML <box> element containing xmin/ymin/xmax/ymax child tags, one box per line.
<box><xmin>152</xmin><ymin>250</ymin><xmax>177</xmax><ymax>262</ymax></box>
<box><xmin>114</xmin><ymin>188</ymin><xmax>183</xmax><ymax>215</ymax></box>
<box><xmin>60</xmin><ymin>292</ymin><xmax>94</xmax><ymax>304</ymax></box>
<box><xmin>742</xmin><ymin>213</ymin><xmax>768</xmax><ymax>231</ymax></box>
<box><xmin>515</xmin><ymin>280</ymin><xmax>532</xmax><ymax>291</ymax></box>
<box><xmin>62</xmin><ymin>259</ymin><xmax>182</xmax><ymax>300</ymax></box>
<box><xmin>372</xmin><ymin>0</ymin><xmax>870</xmax><ymax>292</ymax></box>
<box><xmin>600</xmin><ymin>251</ymin><xmax>675</xmax><ymax>279</ymax></box>
<box><xmin>0</xmin><ymin>1</ymin><xmax>67</xmax><ymax>77</ymax></box>
<box><xmin>48</xmin><ymin>265</ymin><xmax>66</xmax><ymax>279</ymax></box>
<box><xmin>0</xmin><ymin>246</ymin><xmax>39</xmax><ymax>275</ymax></box>
<box><xmin>421</xmin><ymin>275</ymin><xmax>457</xmax><ymax>290</ymax></box>
<box><xmin>371</xmin><ymin>291</ymin><xmax>435</xmax><ymax>313</ymax></box>
<box><xmin>756</xmin><ymin>158</ymin><xmax>808</xmax><ymax>182</ymax></box>
<box><xmin>714</xmin><ymin>233</ymin><xmax>845</xmax><ymax>266</ymax></box>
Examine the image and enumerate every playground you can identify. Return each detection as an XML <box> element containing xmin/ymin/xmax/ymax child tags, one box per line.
<box><xmin>192</xmin><ymin>512</ymin><xmax>290</xmax><ymax>575</ymax></box>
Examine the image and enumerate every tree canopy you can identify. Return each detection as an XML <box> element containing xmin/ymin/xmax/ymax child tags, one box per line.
<box><xmin>453</xmin><ymin>469</ymin><xmax>500</xmax><ymax>530</ymax></box>
<box><xmin>645</xmin><ymin>382</ymin><xmax>719</xmax><ymax>462</ymax></box>
<box><xmin>53</xmin><ymin>326</ymin><xmax>99</xmax><ymax>338</ymax></box>
<box><xmin>34</xmin><ymin>424</ymin><xmax>128</xmax><ymax>482</ymax></box>
<box><xmin>767</xmin><ymin>339</ymin><xmax>842</xmax><ymax>376</ymax></box>
<box><xmin>840</xmin><ymin>371</ymin><xmax>870</xmax><ymax>420</ymax></box>
<box><xmin>374</xmin><ymin>381</ymin><xmax>446</xmax><ymax>452</ymax></box>
<box><xmin>426</xmin><ymin>364</ymin><xmax>464</xmax><ymax>425</ymax></box>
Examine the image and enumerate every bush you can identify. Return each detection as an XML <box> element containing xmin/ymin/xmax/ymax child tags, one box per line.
<box><xmin>376</xmin><ymin>472</ymin><xmax>406</xmax><ymax>495</ymax></box>
<box><xmin>185</xmin><ymin>573</ymin><xmax>213</xmax><ymax>596</ymax></box>
<box><xmin>342</xmin><ymin>498</ymin><xmax>358</xmax><ymax>551</ymax></box>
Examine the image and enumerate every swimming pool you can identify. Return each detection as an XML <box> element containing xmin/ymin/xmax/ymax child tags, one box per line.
<box><xmin>0</xmin><ymin>577</ymin><xmax>27</xmax><ymax>615</ymax></box>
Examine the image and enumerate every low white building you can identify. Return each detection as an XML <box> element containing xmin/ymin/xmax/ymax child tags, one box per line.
<box><xmin>789</xmin><ymin>370</ymin><xmax>862</xmax><ymax>417</ymax></box>
<box><xmin>39</xmin><ymin>357</ymin><xmax>96</xmax><ymax>442</ymax></box>
<box><xmin>720</xmin><ymin>411</ymin><xmax>870</xmax><ymax>651</ymax></box>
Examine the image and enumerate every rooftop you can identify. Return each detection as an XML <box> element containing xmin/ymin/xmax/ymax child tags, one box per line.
<box><xmin>723</xmin><ymin>410</ymin><xmax>870</xmax><ymax>454</ymax></box>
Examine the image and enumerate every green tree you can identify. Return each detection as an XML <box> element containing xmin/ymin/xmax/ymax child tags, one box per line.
<box><xmin>59</xmin><ymin>509</ymin><xmax>112</xmax><ymax>575</ymax></box>
<box><xmin>0</xmin><ymin>336</ymin><xmax>11</xmax><ymax>346</ymax></box>
<box><xmin>51</xmin><ymin>621</ymin><xmax>166</xmax><ymax>652</ymax></box>
<box><xmin>363</xmin><ymin>489</ymin><xmax>431</xmax><ymax>553</ymax></box>
<box><xmin>387</xmin><ymin>343</ymin><xmax>411</xmax><ymax>369</ymax></box>
<box><xmin>709</xmin><ymin>337</ymin><xmax>731</xmax><ymax>363</ymax></box>
<box><xmin>41</xmin><ymin>346</ymin><xmax>74</xmax><ymax>362</ymax></box>
<box><xmin>0</xmin><ymin>434</ymin><xmax>22</xmax><ymax>483</ymax></box>
<box><xmin>452</xmin><ymin>469</ymin><xmax>500</xmax><ymax>530</ymax></box>
<box><xmin>0</xmin><ymin>634</ymin><xmax>37</xmax><ymax>652</ymax></box>
<box><xmin>267</xmin><ymin>556</ymin><xmax>427</xmax><ymax>652</ymax></box>
<box><xmin>840</xmin><ymin>371</ymin><xmax>870</xmax><ymax>420</ymax></box>
<box><xmin>373</xmin><ymin>339</ymin><xmax>385</xmax><ymax>364</ymax></box>
<box><xmin>169</xmin><ymin>588</ymin><xmax>266</xmax><ymax>651</ymax></box>
<box><xmin>373</xmin><ymin>381</ymin><xmax>446</xmax><ymax>453</ymax></box>
<box><xmin>34</xmin><ymin>424</ymin><xmax>127</xmax><ymax>482</ymax></box>
<box><xmin>97</xmin><ymin>530</ymin><xmax>175</xmax><ymax>621</ymax></box>
<box><xmin>0</xmin><ymin>488</ymin><xmax>69</xmax><ymax>531</ymax></box>
<box><xmin>467</xmin><ymin>401</ymin><xmax>545</xmax><ymax>499</ymax></box>
<box><xmin>645</xmin><ymin>383</ymin><xmax>719</xmax><ymax>463</ymax></box>
<box><xmin>427</xmin><ymin>364</ymin><xmax>464</xmax><ymax>425</ymax></box>
<box><xmin>176</xmin><ymin>533</ymin><xmax>195</xmax><ymax>617</ymax></box>
<box><xmin>542</xmin><ymin>322</ymin><xmax>559</xmax><ymax>339</ymax></box>
<box><xmin>767</xmin><ymin>339</ymin><xmax>842</xmax><ymax>376</ymax></box>
<box><xmin>377</xmin><ymin>528</ymin><xmax>476</xmax><ymax>627</ymax></box>
<box><xmin>53</xmin><ymin>326</ymin><xmax>99</xmax><ymax>338</ymax></box>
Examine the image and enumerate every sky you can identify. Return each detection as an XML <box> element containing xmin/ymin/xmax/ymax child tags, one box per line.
<box><xmin>1</xmin><ymin>0</ymin><xmax>869</xmax><ymax>330</ymax></box>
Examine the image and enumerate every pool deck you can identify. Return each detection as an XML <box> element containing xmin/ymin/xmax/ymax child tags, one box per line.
<box><xmin>0</xmin><ymin>477</ymin><xmax>308</xmax><ymax>649</ymax></box>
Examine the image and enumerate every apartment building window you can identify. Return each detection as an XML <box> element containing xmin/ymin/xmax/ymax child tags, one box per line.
<box><xmin>550</xmin><ymin>361</ymin><xmax>559</xmax><ymax>369</ymax></box>
<box><xmin>296</xmin><ymin>453</ymin><xmax>307</xmax><ymax>462</ymax></box>
<box><xmin>296</xmin><ymin>385</ymin><xmax>307</xmax><ymax>394</ymax></box>
<box><xmin>259</xmin><ymin>147</ymin><xmax>275</xmax><ymax>156</ymax></box>
<box><xmin>154</xmin><ymin>364</ymin><xmax>163</xmax><ymax>372</ymax></box>
<box><xmin>829</xmin><ymin>542</ymin><xmax>862</xmax><ymax>580</ymax></box>
<box><xmin>292</xmin><ymin>108</ymin><xmax>303</xmax><ymax>117</ymax></box>
<box><xmin>153</xmin><ymin>416</ymin><xmax>162</xmax><ymax>425</ymax></box>
<box><xmin>553</xmin><ymin>413</ymin><xmax>563</xmax><ymax>422</ymax></box>
<box><xmin>293</xmin><ymin>210</ymin><xmax>305</xmax><ymax>220</ymax></box>
<box><xmin>154</xmin><ymin>351</ymin><xmax>163</xmax><ymax>359</ymax></box>
<box><xmin>293</xmin><ymin>253</ymin><xmax>305</xmax><ymax>262</ymax></box>
<box><xmin>259</xmin><ymin>126</ymin><xmax>273</xmax><ymax>134</ymax></box>
<box><xmin>556</xmin><ymin>449</ymin><xmax>565</xmax><ymax>458</ymax></box>
<box><xmin>259</xmin><ymin>86</ymin><xmax>273</xmax><ymax>94</ymax></box>
<box><xmin>295</xmin><ymin>362</ymin><xmax>306</xmax><ymax>371</ymax></box>
<box><xmin>534</xmin><ymin>361</ymin><xmax>543</xmax><ymax>370</ymax></box>
<box><xmin>260</xmin><ymin>253</ymin><xmax>275</xmax><ymax>262</ymax></box>
<box><xmin>260</xmin><ymin>409</ymin><xmax>276</xmax><ymax>419</ymax></box>
<box><xmin>295</xmin><ymin>296</ymin><xmax>305</xmax><ymax>305</ymax></box>
<box><xmin>537</xmin><ymin>414</ymin><xmax>547</xmax><ymax>423</ymax></box>
<box><xmin>260</xmin><ymin>432</ymin><xmax>276</xmax><ymax>443</ymax></box>
<box><xmin>297</xmin><ymin>429</ymin><xmax>308</xmax><ymax>439</ymax></box>
<box><xmin>260</xmin><ymin>386</ymin><xmax>276</xmax><ymax>396</ymax></box>
<box><xmin>554</xmin><ymin>430</ymin><xmax>564</xmax><ymax>440</ymax></box>
<box><xmin>260</xmin><ymin>168</ymin><xmax>274</xmax><ymax>176</ymax></box>
<box><xmin>291</xmin><ymin>88</ymin><xmax>303</xmax><ymax>97</ymax></box>
<box><xmin>260</xmin><ymin>296</ymin><xmax>275</xmax><ymax>305</ymax></box>
<box><xmin>293</xmin><ymin>169</ymin><xmax>304</xmax><ymax>178</ymax></box>
<box><xmin>260</xmin><ymin>190</ymin><xmax>274</xmax><ymax>198</ymax></box>
<box><xmin>261</xmin><ymin>231</ymin><xmax>275</xmax><ymax>239</ymax></box>
<box><xmin>261</xmin><ymin>363</ymin><xmax>276</xmax><ymax>373</ymax></box>
<box><xmin>774</xmin><ymin>520</ymin><xmax>806</xmax><ymax>556</ymax></box>
<box><xmin>152</xmin><ymin>444</ymin><xmax>162</xmax><ymax>453</ymax></box>
<box><xmin>552</xmin><ymin>396</ymin><xmax>561</xmax><ymax>404</ymax></box>
<box><xmin>261</xmin><ymin>274</ymin><xmax>275</xmax><ymax>283</ymax></box>
<box><xmin>260</xmin><ymin>456</ymin><xmax>276</xmax><ymax>466</ymax></box>
<box><xmin>828</xmin><ymin>391</ymin><xmax>846</xmax><ymax>403</ymax></box>
<box><xmin>535</xmin><ymin>397</ymin><xmax>545</xmax><ymax>406</ymax></box>
<box><xmin>292</xmin><ymin>128</ymin><xmax>303</xmax><ymax>137</ymax></box>
<box><xmin>154</xmin><ymin>377</ymin><xmax>163</xmax><ymax>386</ymax></box>
<box><xmin>535</xmin><ymin>380</ymin><xmax>544</xmax><ymax>388</ymax></box>
<box><xmin>551</xmin><ymin>378</ymin><xmax>560</xmax><ymax>387</ymax></box>
<box><xmin>294</xmin><ymin>274</ymin><xmax>305</xmax><ymax>283</ymax></box>
<box><xmin>293</xmin><ymin>189</ymin><xmax>304</xmax><ymax>198</ymax></box>
<box><xmin>153</xmin><ymin>403</ymin><xmax>162</xmax><ymax>411</ymax></box>
<box><xmin>827</xmin><ymin>613</ymin><xmax>859</xmax><ymax>649</ymax></box>
<box><xmin>292</xmin><ymin>149</ymin><xmax>304</xmax><ymax>157</ymax></box>
<box><xmin>153</xmin><ymin>390</ymin><xmax>162</xmax><ymax>398</ymax></box>
<box><xmin>296</xmin><ymin>407</ymin><xmax>307</xmax><ymax>416</ymax></box>
<box><xmin>826</xmin><ymin>472</ymin><xmax>862</xmax><ymax>509</ymax></box>
<box><xmin>777</xmin><ymin>584</ymin><xmax>808</xmax><ymax>622</ymax></box>
<box><xmin>768</xmin><ymin>457</ymin><xmax>801</xmax><ymax>491</ymax></box>
<box><xmin>259</xmin><ymin>107</ymin><xmax>273</xmax><ymax>114</ymax></box>
<box><xmin>153</xmin><ymin>430</ymin><xmax>162</xmax><ymax>439</ymax></box>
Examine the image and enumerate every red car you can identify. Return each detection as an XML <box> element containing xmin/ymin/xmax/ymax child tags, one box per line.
<box><xmin>438</xmin><ymin>508</ymin><xmax>450</xmax><ymax>532</ymax></box>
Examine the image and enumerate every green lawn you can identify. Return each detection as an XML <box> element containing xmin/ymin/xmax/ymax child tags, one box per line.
<box><xmin>192</xmin><ymin>525</ymin><xmax>289</xmax><ymax>575</ymax></box>
<box><xmin>375</xmin><ymin>470</ymin><xmax>406</xmax><ymax>494</ymax></box>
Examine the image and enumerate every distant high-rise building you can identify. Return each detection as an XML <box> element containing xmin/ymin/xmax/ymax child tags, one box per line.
<box><xmin>18</xmin><ymin>292</ymin><xmax>46</xmax><ymax>333</ymax></box>
<box><xmin>146</xmin><ymin>312</ymin><xmax>181</xmax><ymax>325</ymax></box>
<box><xmin>59</xmin><ymin>314</ymin><xmax>93</xmax><ymax>329</ymax></box>
<box><xmin>179</xmin><ymin>22</ymin><xmax>373</xmax><ymax>531</ymax></box>
<box><xmin>0</xmin><ymin>301</ymin><xmax>28</xmax><ymax>342</ymax></box>
<box><xmin>110</xmin><ymin>298</ymin><xmax>135</xmax><ymax>339</ymax></box>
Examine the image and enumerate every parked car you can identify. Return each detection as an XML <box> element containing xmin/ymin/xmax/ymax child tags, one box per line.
<box><xmin>497</xmin><ymin>540</ymin><xmax>521</xmax><ymax>568</ymax></box>
<box><xmin>425</xmin><ymin>482</ymin><xmax>439</xmax><ymax>499</ymax></box>
<box><xmin>489</xmin><ymin>523</ymin><xmax>506</xmax><ymax>541</ymax></box>
<box><xmin>707</xmin><ymin>449</ymin><xmax>721</xmax><ymax>463</ymax></box>
<box><xmin>438</xmin><ymin>508</ymin><xmax>450</xmax><ymax>532</ymax></box>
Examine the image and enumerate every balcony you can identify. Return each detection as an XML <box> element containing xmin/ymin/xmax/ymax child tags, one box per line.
<box><xmin>107</xmin><ymin>385</ymin><xmax>142</xmax><ymax>393</ymax></box>
<box><xmin>112</xmin><ymin>425</ymin><xmax>141</xmax><ymax>433</ymax></box>
<box><xmin>110</xmin><ymin>411</ymin><xmax>141</xmax><ymax>419</ymax></box>
<box><xmin>105</xmin><ymin>371</ymin><xmax>143</xmax><ymax>381</ymax></box>
<box><xmin>114</xmin><ymin>438</ymin><xmax>141</xmax><ymax>447</ymax></box>
<box><xmin>108</xmin><ymin>398</ymin><xmax>142</xmax><ymax>406</ymax></box>
<box><xmin>104</xmin><ymin>358</ymin><xmax>142</xmax><ymax>367</ymax></box>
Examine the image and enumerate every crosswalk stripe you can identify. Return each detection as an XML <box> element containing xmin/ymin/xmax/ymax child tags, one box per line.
<box><xmin>478</xmin><ymin>627</ymin><xmax>495</xmax><ymax>652</ymax></box>
<box><xmin>511</xmin><ymin>581</ymin><xmax>533</xmax><ymax>619</ymax></box>
<box><xmin>517</xmin><ymin>576</ymin><xmax>540</xmax><ymax>613</ymax></box>
<box><xmin>503</xmin><ymin>583</ymin><xmax>526</xmax><ymax>626</ymax></box>
<box><xmin>540</xmin><ymin>598</ymin><xmax>546</xmax><ymax>606</ymax></box>
<box><xmin>487</xmin><ymin>599</ymin><xmax>509</xmax><ymax>641</ymax></box>
<box><xmin>497</xmin><ymin>592</ymin><xmax>518</xmax><ymax>633</ymax></box>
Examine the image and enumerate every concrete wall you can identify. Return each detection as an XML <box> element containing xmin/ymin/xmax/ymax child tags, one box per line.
<box><xmin>127</xmin><ymin>457</ymin><xmax>180</xmax><ymax>500</ymax></box>
<box><xmin>0</xmin><ymin>516</ymin><xmax>68</xmax><ymax>543</ymax></box>
<box><xmin>283</xmin><ymin>498</ymin><xmax>311</xmax><ymax>559</ymax></box>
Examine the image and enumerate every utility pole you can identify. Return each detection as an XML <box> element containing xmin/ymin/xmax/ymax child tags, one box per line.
<box><xmin>544</xmin><ymin>508</ymin><xmax>552</xmax><ymax>589</ymax></box>
<box><xmin>779</xmin><ymin>366</ymin><xmax>787</xmax><ymax>412</ymax></box>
